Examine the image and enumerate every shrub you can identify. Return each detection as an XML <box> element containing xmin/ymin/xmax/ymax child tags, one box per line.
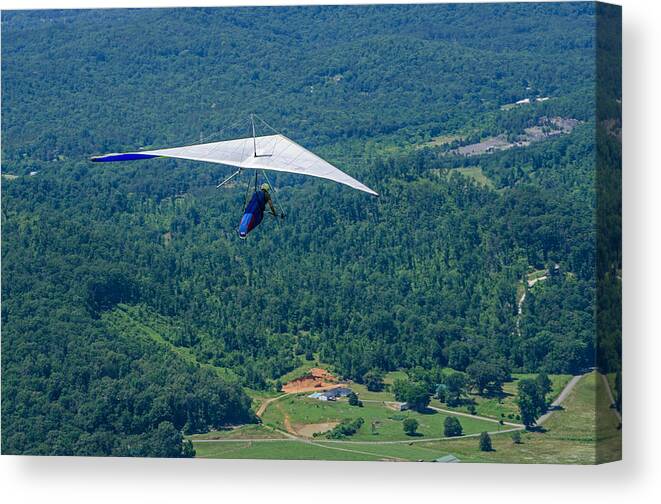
<box><xmin>326</xmin><ymin>418</ymin><xmax>364</xmax><ymax>439</ymax></box>
<box><xmin>363</xmin><ymin>369</ymin><xmax>385</xmax><ymax>392</ymax></box>
<box><xmin>348</xmin><ymin>391</ymin><xmax>362</xmax><ymax>407</ymax></box>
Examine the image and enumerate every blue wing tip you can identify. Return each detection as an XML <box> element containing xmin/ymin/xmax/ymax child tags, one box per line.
<box><xmin>90</xmin><ymin>153</ymin><xmax>159</xmax><ymax>162</ymax></box>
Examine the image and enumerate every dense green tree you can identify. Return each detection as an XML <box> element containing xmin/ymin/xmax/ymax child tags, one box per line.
<box><xmin>392</xmin><ymin>380</ymin><xmax>430</xmax><ymax>412</ymax></box>
<box><xmin>443</xmin><ymin>416</ymin><xmax>463</xmax><ymax>437</ymax></box>
<box><xmin>516</xmin><ymin>379</ymin><xmax>546</xmax><ymax>429</ymax></box>
<box><xmin>444</xmin><ymin>373</ymin><xmax>468</xmax><ymax>407</ymax></box>
<box><xmin>535</xmin><ymin>373</ymin><xmax>553</xmax><ymax>403</ymax></box>
<box><xmin>325</xmin><ymin>418</ymin><xmax>364</xmax><ymax>439</ymax></box>
<box><xmin>408</xmin><ymin>366</ymin><xmax>444</xmax><ymax>394</ymax></box>
<box><xmin>403</xmin><ymin>418</ymin><xmax>419</xmax><ymax>436</ymax></box>
<box><xmin>466</xmin><ymin>360</ymin><xmax>510</xmax><ymax>396</ymax></box>
<box><xmin>479</xmin><ymin>431</ymin><xmax>493</xmax><ymax>452</ymax></box>
<box><xmin>435</xmin><ymin>383</ymin><xmax>447</xmax><ymax>402</ymax></box>
<box><xmin>447</xmin><ymin>342</ymin><xmax>472</xmax><ymax>372</ymax></box>
<box><xmin>348</xmin><ymin>391</ymin><xmax>362</xmax><ymax>407</ymax></box>
<box><xmin>363</xmin><ymin>369</ymin><xmax>385</xmax><ymax>392</ymax></box>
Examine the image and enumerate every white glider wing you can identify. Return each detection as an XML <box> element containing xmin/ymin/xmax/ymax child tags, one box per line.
<box><xmin>91</xmin><ymin>134</ymin><xmax>378</xmax><ymax>196</ymax></box>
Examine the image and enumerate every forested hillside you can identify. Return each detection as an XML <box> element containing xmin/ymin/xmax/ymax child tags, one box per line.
<box><xmin>2</xmin><ymin>3</ymin><xmax>617</xmax><ymax>456</ymax></box>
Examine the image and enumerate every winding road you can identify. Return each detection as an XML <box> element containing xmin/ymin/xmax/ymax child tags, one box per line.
<box><xmin>255</xmin><ymin>393</ymin><xmax>289</xmax><ymax>417</ymax></box>
<box><xmin>195</xmin><ymin>373</ymin><xmax>586</xmax><ymax>457</ymax></box>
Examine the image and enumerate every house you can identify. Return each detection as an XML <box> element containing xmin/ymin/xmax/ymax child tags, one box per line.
<box><xmin>312</xmin><ymin>387</ymin><xmax>353</xmax><ymax>401</ymax></box>
<box><xmin>325</xmin><ymin>387</ymin><xmax>352</xmax><ymax>398</ymax></box>
<box><xmin>384</xmin><ymin>401</ymin><xmax>411</xmax><ymax>411</ymax></box>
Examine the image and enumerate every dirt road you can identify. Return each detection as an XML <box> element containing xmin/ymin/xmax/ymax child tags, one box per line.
<box><xmin>255</xmin><ymin>393</ymin><xmax>289</xmax><ymax>418</ymax></box>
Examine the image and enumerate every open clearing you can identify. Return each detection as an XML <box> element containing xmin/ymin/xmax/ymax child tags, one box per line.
<box><xmin>431</xmin><ymin>373</ymin><xmax>571</xmax><ymax>421</ymax></box>
<box><xmin>192</xmin><ymin>372</ymin><xmax>618</xmax><ymax>463</ymax></box>
<box><xmin>416</xmin><ymin>372</ymin><xmax>621</xmax><ymax>464</ymax></box>
<box><xmin>260</xmin><ymin>394</ymin><xmax>499</xmax><ymax>442</ymax></box>
<box><xmin>194</xmin><ymin>440</ymin><xmax>387</xmax><ymax>461</ymax></box>
<box><xmin>444</xmin><ymin>166</ymin><xmax>496</xmax><ymax>189</ymax></box>
<box><xmin>281</xmin><ymin>367</ymin><xmax>347</xmax><ymax>393</ymax></box>
<box><xmin>296</xmin><ymin>422</ymin><xmax>339</xmax><ymax>437</ymax></box>
<box><xmin>189</xmin><ymin>424</ymin><xmax>287</xmax><ymax>441</ymax></box>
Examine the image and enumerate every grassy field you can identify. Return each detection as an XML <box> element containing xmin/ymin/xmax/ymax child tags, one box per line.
<box><xmin>103</xmin><ymin>304</ymin><xmax>239</xmax><ymax>381</ymax></box>
<box><xmin>260</xmin><ymin>394</ymin><xmax>497</xmax><ymax>442</ymax></box>
<box><xmin>419</xmin><ymin>372</ymin><xmax>621</xmax><ymax>464</ymax></box>
<box><xmin>194</xmin><ymin>372</ymin><xmax>621</xmax><ymax>463</ymax></box>
<box><xmin>450</xmin><ymin>166</ymin><xmax>495</xmax><ymax>189</ymax></box>
<box><xmin>527</xmin><ymin>268</ymin><xmax>549</xmax><ymax>282</ymax></box>
<box><xmin>193</xmin><ymin>440</ymin><xmax>386</xmax><ymax>461</ymax></box>
<box><xmin>432</xmin><ymin>373</ymin><xmax>572</xmax><ymax>421</ymax></box>
<box><xmin>347</xmin><ymin>370</ymin><xmax>407</xmax><ymax>401</ymax></box>
<box><xmin>421</xmin><ymin>133</ymin><xmax>464</xmax><ymax>148</ymax></box>
<box><xmin>245</xmin><ymin>388</ymin><xmax>282</xmax><ymax>415</ymax></box>
<box><xmin>347</xmin><ymin>369</ymin><xmax>570</xmax><ymax>422</ymax></box>
<box><xmin>606</xmin><ymin>372</ymin><xmax>617</xmax><ymax>397</ymax></box>
<box><xmin>189</xmin><ymin>424</ymin><xmax>287</xmax><ymax>441</ymax></box>
<box><xmin>595</xmin><ymin>372</ymin><xmax>622</xmax><ymax>463</ymax></box>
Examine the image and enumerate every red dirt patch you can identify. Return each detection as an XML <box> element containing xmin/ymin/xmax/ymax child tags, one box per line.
<box><xmin>295</xmin><ymin>422</ymin><xmax>339</xmax><ymax>438</ymax></box>
<box><xmin>282</xmin><ymin>367</ymin><xmax>347</xmax><ymax>393</ymax></box>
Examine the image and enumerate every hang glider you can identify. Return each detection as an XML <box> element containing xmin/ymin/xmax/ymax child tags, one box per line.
<box><xmin>91</xmin><ymin>131</ymin><xmax>378</xmax><ymax>196</ymax></box>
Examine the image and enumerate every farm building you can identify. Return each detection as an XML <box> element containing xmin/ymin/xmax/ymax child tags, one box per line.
<box><xmin>434</xmin><ymin>454</ymin><xmax>460</xmax><ymax>463</ymax></box>
<box><xmin>309</xmin><ymin>387</ymin><xmax>353</xmax><ymax>401</ymax></box>
<box><xmin>384</xmin><ymin>401</ymin><xmax>411</xmax><ymax>411</ymax></box>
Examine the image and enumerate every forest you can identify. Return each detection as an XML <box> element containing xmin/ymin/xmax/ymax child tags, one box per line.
<box><xmin>1</xmin><ymin>3</ymin><xmax>620</xmax><ymax>457</ymax></box>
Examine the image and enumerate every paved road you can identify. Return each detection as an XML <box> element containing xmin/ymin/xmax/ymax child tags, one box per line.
<box><xmin>537</xmin><ymin>374</ymin><xmax>583</xmax><ymax>424</ymax></box>
<box><xmin>428</xmin><ymin>404</ymin><xmax>522</xmax><ymax>427</ymax></box>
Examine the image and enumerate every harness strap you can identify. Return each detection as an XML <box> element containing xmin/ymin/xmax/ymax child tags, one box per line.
<box><xmin>242</xmin><ymin>171</ymin><xmax>253</xmax><ymax>212</ymax></box>
<box><xmin>261</xmin><ymin>170</ymin><xmax>287</xmax><ymax>219</ymax></box>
